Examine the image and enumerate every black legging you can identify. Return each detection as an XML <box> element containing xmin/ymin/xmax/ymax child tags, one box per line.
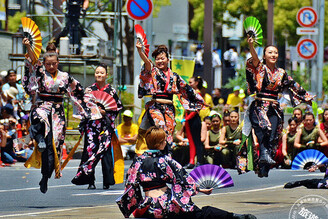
<box><xmin>289</xmin><ymin>178</ymin><xmax>327</xmax><ymax>189</ymax></box>
<box><xmin>30</xmin><ymin>117</ymin><xmax>56</xmax><ymax>179</ymax></box>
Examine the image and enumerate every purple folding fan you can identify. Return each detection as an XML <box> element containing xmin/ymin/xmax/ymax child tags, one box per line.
<box><xmin>189</xmin><ymin>164</ymin><xmax>234</xmax><ymax>189</ymax></box>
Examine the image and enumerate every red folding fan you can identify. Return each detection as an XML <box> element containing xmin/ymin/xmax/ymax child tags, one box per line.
<box><xmin>21</xmin><ymin>17</ymin><xmax>42</xmax><ymax>63</ymax></box>
<box><xmin>135</xmin><ymin>24</ymin><xmax>150</xmax><ymax>57</ymax></box>
<box><xmin>91</xmin><ymin>91</ymin><xmax>118</xmax><ymax>111</ymax></box>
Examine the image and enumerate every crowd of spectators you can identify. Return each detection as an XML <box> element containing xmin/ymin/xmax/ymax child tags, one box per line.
<box><xmin>0</xmin><ymin>69</ymin><xmax>32</xmax><ymax>166</ymax></box>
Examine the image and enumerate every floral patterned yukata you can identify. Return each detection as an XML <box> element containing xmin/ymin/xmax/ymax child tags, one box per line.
<box><xmin>72</xmin><ymin>83</ymin><xmax>123</xmax><ymax>186</ymax></box>
<box><xmin>138</xmin><ymin>65</ymin><xmax>204</xmax><ymax>144</ymax></box>
<box><xmin>121</xmin><ymin>150</ymin><xmax>234</xmax><ymax>219</ymax></box>
<box><xmin>23</xmin><ymin>59</ymin><xmax>88</xmax><ymax>179</ymax></box>
<box><xmin>244</xmin><ymin>58</ymin><xmax>314</xmax><ymax>173</ymax></box>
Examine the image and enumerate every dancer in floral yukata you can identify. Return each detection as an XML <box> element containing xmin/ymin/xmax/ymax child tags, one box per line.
<box><xmin>22</xmin><ymin>38</ymin><xmax>95</xmax><ymax>193</ymax></box>
<box><xmin>119</xmin><ymin>127</ymin><xmax>256</xmax><ymax>219</ymax></box>
<box><xmin>136</xmin><ymin>42</ymin><xmax>204</xmax><ymax>154</ymax></box>
<box><xmin>72</xmin><ymin>64</ymin><xmax>123</xmax><ymax>189</ymax></box>
<box><xmin>244</xmin><ymin>35</ymin><xmax>314</xmax><ymax>178</ymax></box>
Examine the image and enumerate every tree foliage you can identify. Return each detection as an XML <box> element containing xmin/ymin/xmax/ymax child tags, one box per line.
<box><xmin>189</xmin><ymin>0</ymin><xmax>227</xmax><ymax>40</ymax></box>
<box><xmin>8</xmin><ymin>11</ymin><xmax>26</xmax><ymax>33</ymax></box>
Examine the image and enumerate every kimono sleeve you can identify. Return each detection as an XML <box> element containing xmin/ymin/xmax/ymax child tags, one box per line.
<box><xmin>246</xmin><ymin>58</ymin><xmax>263</xmax><ymax>94</ymax></box>
<box><xmin>22</xmin><ymin>58</ymin><xmax>42</xmax><ymax>96</ymax></box>
<box><xmin>282</xmin><ymin>72</ymin><xmax>315</xmax><ymax>106</ymax></box>
<box><xmin>138</xmin><ymin>63</ymin><xmax>154</xmax><ymax>96</ymax></box>
<box><xmin>176</xmin><ymin>73</ymin><xmax>204</xmax><ymax>111</ymax></box>
<box><xmin>118</xmin><ymin>158</ymin><xmax>143</xmax><ymax>217</ymax></box>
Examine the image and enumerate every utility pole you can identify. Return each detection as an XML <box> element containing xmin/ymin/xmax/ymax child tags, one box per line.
<box><xmin>267</xmin><ymin>0</ymin><xmax>274</xmax><ymax>45</ymax></box>
<box><xmin>203</xmin><ymin>0</ymin><xmax>213</xmax><ymax>92</ymax></box>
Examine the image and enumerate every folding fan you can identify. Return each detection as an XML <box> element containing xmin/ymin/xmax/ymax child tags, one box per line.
<box><xmin>243</xmin><ymin>16</ymin><xmax>263</xmax><ymax>46</ymax></box>
<box><xmin>135</xmin><ymin>24</ymin><xmax>150</xmax><ymax>57</ymax></box>
<box><xmin>91</xmin><ymin>90</ymin><xmax>118</xmax><ymax>111</ymax></box>
<box><xmin>292</xmin><ymin>149</ymin><xmax>328</xmax><ymax>170</ymax></box>
<box><xmin>189</xmin><ymin>164</ymin><xmax>234</xmax><ymax>189</ymax></box>
<box><xmin>21</xmin><ymin>17</ymin><xmax>42</xmax><ymax>62</ymax></box>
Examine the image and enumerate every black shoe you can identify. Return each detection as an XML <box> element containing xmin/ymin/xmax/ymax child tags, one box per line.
<box><xmin>183</xmin><ymin>163</ymin><xmax>195</xmax><ymax>169</ymax></box>
<box><xmin>88</xmin><ymin>184</ymin><xmax>96</xmax><ymax>189</ymax></box>
<box><xmin>39</xmin><ymin>177</ymin><xmax>48</xmax><ymax>194</ymax></box>
<box><xmin>103</xmin><ymin>185</ymin><xmax>110</xmax><ymax>190</ymax></box>
<box><xmin>259</xmin><ymin>152</ymin><xmax>276</xmax><ymax>165</ymax></box>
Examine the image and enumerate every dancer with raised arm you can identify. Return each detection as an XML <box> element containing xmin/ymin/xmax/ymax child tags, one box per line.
<box><xmin>136</xmin><ymin>41</ymin><xmax>204</xmax><ymax>154</ymax></box>
<box><xmin>245</xmin><ymin>35</ymin><xmax>314</xmax><ymax>177</ymax></box>
<box><xmin>22</xmin><ymin>38</ymin><xmax>92</xmax><ymax>193</ymax></box>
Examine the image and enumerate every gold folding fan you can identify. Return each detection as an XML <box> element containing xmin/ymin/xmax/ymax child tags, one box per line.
<box><xmin>21</xmin><ymin>17</ymin><xmax>42</xmax><ymax>63</ymax></box>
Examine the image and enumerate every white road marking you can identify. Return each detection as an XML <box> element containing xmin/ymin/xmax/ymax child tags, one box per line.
<box><xmin>72</xmin><ymin>190</ymin><xmax>125</xmax><ymax>196</ymax></box>
<box><xmin>293</xmin><ymin>173</ymin><xmax>324</xmax><ymax>177</ymax></box>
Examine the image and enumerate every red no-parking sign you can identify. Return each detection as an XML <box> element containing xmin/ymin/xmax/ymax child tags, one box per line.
<box><xmin>297</xmin><ymin>38</ymin><xmax>317</xmax><ymax>60</ymax></box>
<box><xmin>127</xmin><ymin>0</ymin><xmax>153</xmax><ymax>21</ymax></box>
<box><xmin>296</xmin><ymin>7</ymin><xmax>318</xmax><ymax>27</ymax></box>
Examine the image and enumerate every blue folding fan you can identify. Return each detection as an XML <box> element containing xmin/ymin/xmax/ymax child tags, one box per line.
<box><xmin>292</xmin><ymin>149</ymin><xmax>328</xmax><ymax>170</ymax></box>
<box><xmin>189</xmin><ymin>164</ymin><xmax>234</xmax><ymax>189</ymax></box>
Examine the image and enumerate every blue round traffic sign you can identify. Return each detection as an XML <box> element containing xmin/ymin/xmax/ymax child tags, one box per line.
<box><xmin>297</xmin><ymin>38</ymin><xmax>317</xmax><ymax>60</ymax></box>
<box><xmin>127</xmin><ymin>0</ymin><xmax>153</xmax><ymax>21</ymax></box>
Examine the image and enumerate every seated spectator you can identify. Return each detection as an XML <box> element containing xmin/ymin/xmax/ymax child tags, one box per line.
<box><xmin>203</xmin><ymin>116</ymin><xmax>212</xmax><ymax>131</ymax></box>
<box><xmin>222</xmin><ymin>110</ymin><xmax>230</xmax><ymax>127</ymax></box>
<box><xmin>293</xmin><ymin>107</ymin><xmax>303</xmax><ymax>128</ymax></box>
<box><xmin>281</xmin><ymin>117</ymin><xmax>298</xmax><ymax>168</ymax></box>
<box><xmin>2</xmin><ymin>69</ymin><xmax>26</xmax><ymax>102</ymax></box>
<box><xmin>226</xmin><ymin>86</ymin><xmax>243</xmax><ymax>109</ymax></box>
<box><xmin>117</xmin><ymin>110</ymin><xmax>138</xmax><ymax>160</ymax></box>
<box><xmin>204</xmin><ymin>114</ymin><xmax>222</xmax><ymax>165</ymax></box>
<box><xmin>219</xmin><ymin>111</ymin><xmax>242</xmax><ymax>168</ymax></box>
<box><xmin>294</xmin><ymin>112</ymin><xmax>328</xmax><ymax>155</ymax></box>
<box><xmin>212</xmin><ymin>88</ymin><xmax>225</xmax><ymax>106</ymax></box>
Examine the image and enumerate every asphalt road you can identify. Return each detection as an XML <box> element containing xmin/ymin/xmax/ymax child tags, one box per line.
<box><xmin>0</xmin><ymin>159</ymin><xmax>327</xmax><ymax>218</ymax></box>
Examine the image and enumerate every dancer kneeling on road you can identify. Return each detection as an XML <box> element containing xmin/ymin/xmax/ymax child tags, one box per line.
<box><xmin>122</xmin><ymin>126</ymin><xmax>257</xmax><ymax>219</ymax></box>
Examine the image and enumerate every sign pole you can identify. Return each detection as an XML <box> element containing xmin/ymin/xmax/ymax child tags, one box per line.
<box><xmin>317</xmin><ymin>0</ymin><xmax>325</xmax><ymax>103</ymax></box>
<box><xmin>311</xmin><ymin>0</ymin><xmax>318</xmax><ymax>95</ymax></box>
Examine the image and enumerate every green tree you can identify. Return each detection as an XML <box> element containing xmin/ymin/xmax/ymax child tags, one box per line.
<box><xmin>189</xmin><ymin>0</ymin><xmax>228</xmax><ymax>40</ymax></box>
<box><xmin>8</xmin><ymin>11</ymin><xmax>26</xmax><ymax>33</ymax></box>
